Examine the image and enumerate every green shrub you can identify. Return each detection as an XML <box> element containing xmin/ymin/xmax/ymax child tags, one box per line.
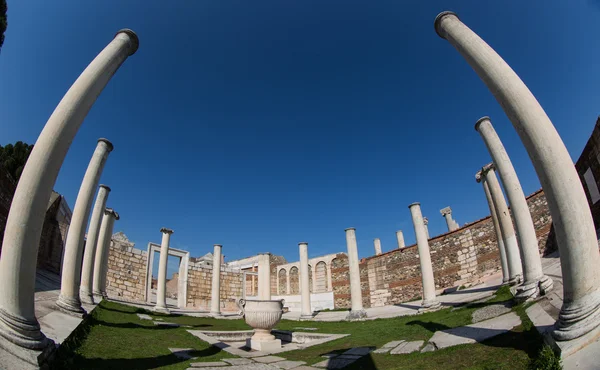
<box><xmin>528</xmin><ymin>345</ymin><xmax>562</xmax><ymax>370</ymax></box>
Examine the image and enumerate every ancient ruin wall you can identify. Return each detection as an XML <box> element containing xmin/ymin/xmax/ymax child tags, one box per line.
<box><xmin>187</xmin><ymin>262</ymin><xmax>244</xmax><ymax>311</ymax></box>
<box><xmin>105</xmin><ymin>241</ymin><xmax>148</xmax><ymax>302</ymax></box>
<box><xmin>332</xmin><ymin>190</ymin><xmax>554</xmax><ymax>309</ymax></box>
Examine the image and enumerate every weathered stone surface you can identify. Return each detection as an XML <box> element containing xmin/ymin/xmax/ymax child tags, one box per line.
<box><xmin>390</xmin><ymin>340</ymin><xmax>424</xmax><ymax>354</ymax></box>
<box><xmin>472</xmin><ymin>302</ymin><xmax>512</xmax><ymax>323</ymax></box>
<box><xmin>188</xmin><ymin>362</ymin><xmax>228</xmax><ymax>367</ymax></box>
<box><xmin>374</xmin><ymin>340</ymin><xmax>405</xmax><ymax>353</ymax></box>
<box><xmin>272</xmin><ymin>360</ymin><xmax>307</xmax><ymax>369</ymax></box>
<box><xmin>136</xmin><ymin>313</ymin><xmax>152</xmax><ymax>320</ymax></box>
<box><xmin>420</xmin><ymin>342</ymin><xmax>436</xmax><ymax>352</ymax></box>
<box><xmin>253</xmin><ymin>356</ymin><xmax>287</xmax><ymax>364</ymax></box>
<box><xmin>429</xmin><ymin>312</ymin><xmax>521</xmax><ymax>349</ymax></box>
<box><xmin>223</xmin><ymin>358</ymin><xmax>254</xmax><ymax>365</ymax></box>
<box><xmin>169</xmin><ymin>348</ymin><xmax>197</xmax><ymax>360</ymax></box>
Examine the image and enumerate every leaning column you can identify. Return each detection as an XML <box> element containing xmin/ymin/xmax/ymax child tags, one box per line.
<box><xmin>0</xmin><ymin>29</ymin><xmax>138</xmax><ymax>362</ymax></box>
<box><xmin>57</xmin><ymin>139</ymin><xmax>114</xmax><ymax>315</ymax></box>
<box><xmin>476</xmin><ymin>171</ymin><xmax>510</xmax><ymax>285</ymax></box>
<box><xmin>80</xmin><ymin>184</ymin><xmax>111</xmax><ymax>304</ymax></box>
<box><xmin>344</xmin><ymin>228</ymin><xmax>367</xmax><ymax>320</ymax></box>
<box><xmin>154</xmin><ymin>228</ymin><xmax>174</xmax><ymax>313</ymax></box>
<box><xmin>396</xmin><ymin>230</ymin><xmax>405</xmax><ymax>249</ymax></box>
<box><xmin>409</xmin><ymin>203</ymin><xmax>441</xmax><ymax>312</ymax></box>
<box><xmin>373</xmin><ymin>238</ymin><xmax>382</xmax><ymax>255</ymax></box>
<box><xmin>299</xmin><ymin>242</ymin><xmax>313</xmax><ymax>319</ymax></box>
<box><xmin>92</xmin><ymin>208</ymin><xmax>119</xmax><ymax>299</ymax></box>
<box><xmin>210</xmin><ymin>244</ymin><xmax>222</xmax><ymax>316</ymax></box>
<box><xmin>436</xmin><ymin>11</ymin><xmax>600</xmax><ymax>341</ymax></box>
<box><xmin>480</xmin><ymin>164</ymin><xmax>523</xmax><ymax>284</ymax></box>
<box><xmin>476</xmin><ymin>117</ymin><xmax>552</xmax><ymax>300</ymax></box>
<box><xmin>257</xmin><ymin>253</ymin><xmax>271</xmax><ymax>300</ymax></box>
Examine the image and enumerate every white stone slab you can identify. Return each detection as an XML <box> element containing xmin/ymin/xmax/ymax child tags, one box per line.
<box><xmin>525</xmin><ymin>303</ymin><xmax>555</xmax><ymax>335</ymax></box>
<box><xmin>272</xmin><ymin>360</ymin><xmax>307</xmax><ymax>369</ymax></box>
<box><xmin>223</xmin><ymin>358</ymin><xmax>255</xmax><ymax>365</ymax></box>
<box><xmin>37</xmin><ymin>311</ymin><xmax>83</xmax><ymax>344</ymax></box>
<box><xmin>169</xmin><ymin>348</ymin><xmax>197</xmax><ymax>360</ymax></box>
<box><xmin>390</xmin><ymin>340</ymin><xmax>424</xmax><ymax>354</ymax></box>
<box><xmin>253</xmin><ymin>356</ymin><xmax>287</xmax><ymax>363</ymax></box>
<box><xmin>428</xmin><ymin>312</ymin><xmax>521</xmax><ymax>349</ymax></box>
<box><xmin>137</xmin><ymin>313</ymin><xmax>152</xmax><ymax>320</ymax></box>
<box><xmin>188</xmin><ymin>362</ymin><xmax>229</xmax><ymax>367</ymax></box>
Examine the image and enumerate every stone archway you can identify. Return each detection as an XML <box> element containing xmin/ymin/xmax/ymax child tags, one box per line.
<box><xmin>315</xmin><ymin>261</ymin><xmax>327</xmax><ymax>292</ymax></box>
<box><xmin>278</xmin><ymin>268</ymin><xmax>287</xmax><ymax>295</ymax></box>
<box><xmin>289</xmin><ymin>266</ymin><xmax>299</xmax><ymax>294</ymax></box>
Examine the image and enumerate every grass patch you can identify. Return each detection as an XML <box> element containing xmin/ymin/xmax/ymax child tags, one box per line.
<box><xmin>54</xmin><ymin>287</ymin><xmax>552</xmax><ymax>369</ymax></box>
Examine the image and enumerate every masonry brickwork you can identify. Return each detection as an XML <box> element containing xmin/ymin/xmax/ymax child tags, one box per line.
<box><xmin>332</xmin><ymin>190</ymin><xmax>555</xmax><ymax>309</ymax></box>
<box><xmin>105</xmin><ymin>236</ymin><xmax>147</xmax><ymax>302</ymax></box>
<box><xmin>187</xmin><ymin>261</ymin><xmax>244</xmax><ymax>311</ymax></box>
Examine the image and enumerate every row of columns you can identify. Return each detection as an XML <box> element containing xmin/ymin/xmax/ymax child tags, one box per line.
<box><xmin>435</xmin><ymin>12</ymin><xmax>600</xmax><ymax>342</ymax></box>
<box><xmin>0</xmin><ymin>29</ymin><xmax>139</xmax><ymax>365</ymax></box>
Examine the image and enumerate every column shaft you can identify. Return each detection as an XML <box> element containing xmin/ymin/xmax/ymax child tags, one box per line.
<box><xmin>481</xmin><ymin>166</ymin><xmax>523</xmax><ymax>283</ymax></box>
<box><xmin>155</xmin><ymin>228</ymin><xmax>173</xmax><ymax>313</ymax></box>
<box><xmin>409</xmin><ymin>203</ymin><xmax>441</xmax><ymax>311</ymax></box>
<box><xmin>476</xmin><ymin>117</ymin><xmax>552</xmax><ymax>299</ymax></box>
<box><xmin>374</xmin><ymin>238</ymin><xmax>382</xmax><ymax>255</ymax></box>
<box><xmin>478</xmin><ymin>173</ymin><xmax>510</xmax><ymax>283</ymax></box>
<box><xmin>210</xmin><ymin>245</ymin><xmax>222</xmax><ymax>315</ymax></box>
<box><xmin>0</xmin><ymin>29</ymin><xmax>138</xmax><ymax>353</ymax></box>
<box><xmin>257</xmin><ymin>254</ymin><xmax>271</xmax><ymax>300</ymax></box>
<box><xmin>396</xmin><ymin>230</ymin><xmax>405</xmax><ymax>249</ymax></box>
<box><xmin>92</xmin><ymin>209</ymin><xmax>118</xmax><ymax>299</ymax></box>
<box><xmin>97</xmin><ymin>210</ymin><xmax>118</xmax><ymax>297</ymax></box>
<box><xmin>80</xmin><ymin>185</ymin><xmax>111</xmax><ymax>304</ymax></box>
<box><xmin>436</xmin><ymin>11</ymin><xmax>600</xmax><ymax>341</ymax></box>
<box><xmin>344</xmin><ymin>228</ymin><xmax>367</xmax><ymax>319</ymax></box>
<box><xmin>57</xmin><ymin>139</ymin><xmax>113</xmax><ymax>315</ymax></box>
<box><xmin>299</xmin><ymin>243</ymin><xmax>312</xmax><ymax>318</ymax></box>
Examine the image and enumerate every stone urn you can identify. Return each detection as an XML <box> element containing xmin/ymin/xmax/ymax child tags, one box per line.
<box><xmin>239</xmin><ymin>298</ymin><xmax>284</xmax><ymax>351</ymax></box>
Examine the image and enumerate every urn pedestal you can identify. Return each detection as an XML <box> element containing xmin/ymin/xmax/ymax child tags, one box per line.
<box><xmin>239</xmin><ymin>299</ymin><xmax>284</xmax><ymax>352</ymax></box>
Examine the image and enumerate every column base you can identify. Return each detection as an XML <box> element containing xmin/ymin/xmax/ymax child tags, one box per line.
<box><xmin>92</xmin><ymin>292</ymin><xmax>104</xmax><ymax>303</ymax></box>
<box><xmin>210</xmin><ymin>311</ymin><xmax>222</xmax><ymax>318</ymax></box>
<box><xmin>55</xmin><ymin>294</ymin><xmax>87</xmax><ymax>318</ymax></box>
<box><xmin>552</xmin><ymin>289</ymin><xmax>600</xmax><ymax>342</ymax></box>
<box><xmin>515</xmin><ymin>275</ymin><xmax>554</xmax><ymax>302</ymax></box>
<box><xmin>508</xmin><ymin>274</ymin><xmax>522</xmax><ymax>286</ymax></box>
<box><xmin>299</xmin><ymin>313</ymin><xmax>314</xmax><ymax>321</ymax></box>
<box><xmin>346</xmin><ymin>309</ymin><xmax>367</xmax><ymax>321</ymax></box>
<box><xmin>418</xmin><ymin>299</ymin><xmax>442</xmax><ymax>313</ymax></box>
<box><xmin>153</xmin><ymin>306</ymin><xmax>170</xmax><ymax>315</ymax></box>
<box><xmin>0</xmin><ymin>332</ymin><xmax>56</xmax><ymax>369</ymax></box>
<box><xmin>79</xmin><ymin>288</ymin><xmax>95</xmax><ymax>305</ymax></box>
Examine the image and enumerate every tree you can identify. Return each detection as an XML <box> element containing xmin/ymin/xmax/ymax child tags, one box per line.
<box><xmin>0</xmin><ymin>141</ymin><xmax>34</xmax><ymax>183</ymax></box>
<box><xmin>0</xmin><ymin>0</ymin><xmax>6</xmax><ymax>51</ymax></box>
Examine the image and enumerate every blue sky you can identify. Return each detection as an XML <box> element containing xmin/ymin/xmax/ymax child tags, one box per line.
<box><xmin>1</xmin><ymin>1</ymin><xmax>599</xmax><ymax>268</ymax></box>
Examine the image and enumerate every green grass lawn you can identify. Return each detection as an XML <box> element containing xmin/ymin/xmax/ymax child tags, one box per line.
<box><xmin>53</xmin><ymin>287</ymin><xmax>547</xmax><ymax>370</ymax></box>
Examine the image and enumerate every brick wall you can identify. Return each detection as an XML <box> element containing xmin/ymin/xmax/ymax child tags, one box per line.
<box><xmin>186</xmin><ymin>261</ymin><xmax>244</xmax><ymax>311</ymax></box>
<box><xmin>332</xmin><ymin>190</ymin><xmax>554</xmax><ymax>309</ymax></box>
<box><xmin>106</xmin><ymin>239</ymin><xmax>147</xmax><ymax>301</ymax></box>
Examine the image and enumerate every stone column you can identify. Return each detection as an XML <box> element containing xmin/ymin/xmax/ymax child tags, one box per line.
<box><xmin>0</xmin><ymin>30</ymin><xmax>137</xmax><ymax>362</ymax></box>
<box><xmin>480</xmin><ymin>164</ymin><xmax>523</xmax><ymax>284</ymax></box>
<box><xmin>286</xmin><ymin>270</ymin><xmax>290</xmax><ymax>295</ymax></box>
<box><xmin>57</xmin><ymin>139</ymin><xmax>114</xmax><ymax>315</ymax></box>
<box><xmin>210</xmin><ymin>244</ymin><xmax>222</xmax><ymax>316</ymax></box>
<box><xmin>92</xmin><ymin>208</ymin><xmax>119</xmax><ymax>299</ymax></box>
<box><xmin>276</xmin><ymin>269</ymin><xmax>280</xmax><ymax>295</ymax></box>
<box><xmin>436</xmin><ymin>11</ymin><xmax>600</xmax><ymax>342</ymax></box>
<box><xmin>311</xmin><ymin>264</ymin><xmax>317</xmax><ymax>293</ymax></box>
<box><xmin>374</xmin><ymin>238</ymin><xmax>382</xmax><ymax>255</ymax></box>
<box><xmin>326</xmin><ymin>263</ymin><xmax>333</xmax><ymax>291</ymax></box>
<box><xmin>154</xmin><ymin>228</ymin><xmax>174</xmax><ymax>313</ymax></box>
<box><xmin>257</xmin><ymin>253</ymin><xmax>271</xmax><ymax>300</ymax></box>
<box><xmin>396</xmin><ymin>230</ymin><xmax>405</xmax><ymax>249</ymax></box>
<box><xmin>476</xmin><ymin>117</ymin><xmax>553</xmax><ymax>300</ymax></box>
<box><xmin>440</xmin><ymin>207</ymin><xmax>458</xmax><ymax>232</ymax></box>
<box><xmin>409</xmin><ymin>203</ymin><xmax>441</xmax><ymax>312</ymax></box>
<box><xmin>476</xmin><ymin>171</ymin><xmax>510</xmax><ymax>284</ymax></box>
<box><xmin>251</xmin><ymin>265</ymin><xmax>256</xmax><ymax>296</ymax></box>
<box><xmin>299</xmin><ymin>243</ymin><xmax>312</xmax><ymax>319</ymax></box>
<box><xmin>344</xmin><ymin>228</ymin><xmax>367</xmax><ymax>320</ymax></box>
<box><xmin>423</xmin><ymin>217</ymin><xmax>430</xmax><ymax>239</ymax></box>
<box><xmin>79</xmin><ymin>184</ymin><xmax>111</xmax><ymax>304</ymax></box>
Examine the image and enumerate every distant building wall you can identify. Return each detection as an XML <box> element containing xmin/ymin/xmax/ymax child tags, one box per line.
<box><xmin>575</xmin><ymin>117</ymin><xmax>600</xmax><ymax>235</ymax></box>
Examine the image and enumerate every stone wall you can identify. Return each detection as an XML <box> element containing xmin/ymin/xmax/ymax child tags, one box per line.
<box><xmin>575</xmin><ymin>116</ymin><xmax>600</xmax><ymax>234</ymax></box>
<box><xmin>332</xmin><ymin>190</ymin><xmax>554</xmax><ymax>309</ymax></box>
<box><xmin>186</xmin><ymin>261</ymin><xmax>244</xmax><ymax>311</ymax></box>
<box><xmin>105</xmin><ymin>237</ymin><xmax>148</xmax><ymax>302</ymax></box>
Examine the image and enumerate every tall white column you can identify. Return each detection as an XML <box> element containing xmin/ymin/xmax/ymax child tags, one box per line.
<box><xmin>373</xmin><ymin>238</ymin><xmax>382</xmax><ymax>255</ymax></box>
<box><xmin>80</xmin><ymin>184</ymin><xmax>111</xmax><ymax>304</ymax></box>
<box><xmin>481</xmin><ymin>164</ymin><xmax>523</xmax><ymax>284</ymax></box>
<box><xmin>57</xmin><ymin>139</ymin><xmax>114</xmax><ymax>315</ymax></box>
<box><xmin>326</xmin><ymin>263</ymin><xmax>333</xmax><ymax>291</ymax></box>
<box><xmin>476</xmin><ymin>171</ymin><xmax>510</xmax><ymax>284</ymax></box>
<box><xmin>154</xmin><ymin>228</ymin><xmax>174</xmax><ymax>313</ymax></box>
<box><xmin>251</xmin><ymin>265</ymin><xmax>256</xmax><ymax>296</ymax></box>
<box><xmin>436</xmin><ymin>11</ymin><xmax>600</xmax><ymax>342</ymax></box>
<box><xmin>299</xmin><ymin>243</ymin><xmax>312</xmax><ymax>319</ymax></box>
<box><xmin>409</xmin><ymin>203</ymin><xmax>441</xmax><ymax>311</ymax></box>
<box><xmin>476</xmin><ymin>117</ymin><xmax>553</xmax><ymax>300</ymax></box>
<box><xmin>440</xmin><ymin>207</ymin><xmax>458</xmax><ymax>232</ymax></box>
<box><xmin>344</xmin><ymin>228</ymin><xmax>367</xmax><ymax>320</ymax></box>
<box><xmin>423</xmin><ymin>217</ymin><xmax>430</xmax><ymax>239</ymax></box>
<box><xmin>0</xmin><ymin>30</ymin><xmax>138</xmax><ymax>362</ymax></box>
<box><xmin>396</xmin><ymin>230</ymin><xmax>405</xmax><ymax>249</ymax></box>
<box><xmin>257</xmin><ymin>253</ymin><xmax>271</xmax><ymax>300</ymax></box>
<box><xmin>210</xmin><ymin>244</ymin><xmax>222</xmax><ymax>316</ymax></box>
<box><xmin>92</xmin><ymin>208</ymin><xmax>119</xmax><ymax>299</ymax></box>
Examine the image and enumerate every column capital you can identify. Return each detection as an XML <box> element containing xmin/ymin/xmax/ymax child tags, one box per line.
<box><xmin>475</xmin><ymin>170</ymin><xmax>483</xmax><ymax>183</ymax></box>
<box><xmin>474</xmin><ymin>116</ymin><xmax>492</xmax><ymax>132</ymax></box>
<box><xmin>115</xmin><ymin>29</ymin><xmax>139</xmax><ymax>56</ymax></box>
<box><xmin>434</xmin><ymin>11</ymin><xmax>459</xmax><ymax>39</ymax></box>
<box><xmin>97</xmin><ymin>138</ymin><xmax>114</xmax><ymax>152</ymax></box>
<box><xmin>213</xmin><ymin>244</ymin><xmax>222</xmax><ymax>248</ymax></box>
<box><xmin>408</xmin><ymin>202</ymin><xmax>420</xmax><ymax>209</ymax></box>
<box><xmin>440</xmin><ymin>206</ymin><xmax>452</xmax><ymax>216</ymax></box>
<box><xmin>104</xmin><ymin>208</ymin><xmax>119</xmax><ymax>220</ymax></box>
<box><xmin>99</xmin><ymin>184</ymin><xmax>112</xmax><ymax>192</ymax></box>
<box><xmin>160</xmin><ymin>227</ymin><xmax>174</xmax><ymax>234</ymax></box>
<box><xmin>423</xmin><ymin>217</ymin><xmax>429</xmax><ymax>225</ymax></box>
<box><xmin>298</xmin><ymin>242</ymin><xmax>308</xmax><ymax>246</ymax></box>
<box><xmin>344</xmin><ymin>227</ymin><xmax>356</xmax><ymax>231</ymax></box>
<box><xmin>481</xmin><ymin>162</ymin><xmax>496</xmax><ymax>175</ymax></box>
